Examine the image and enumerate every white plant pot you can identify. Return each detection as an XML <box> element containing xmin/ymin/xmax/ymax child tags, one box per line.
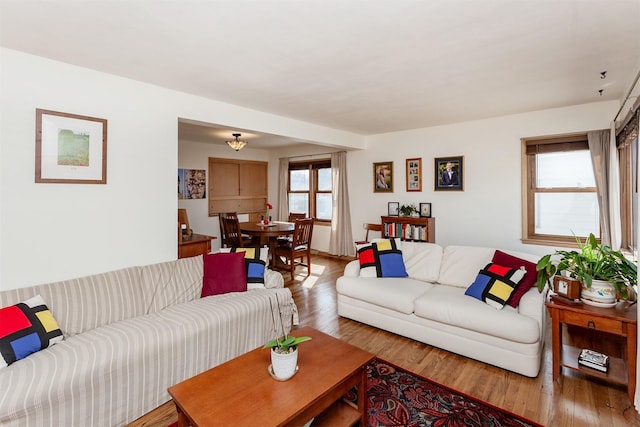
<box><xmin>270</xmin><ymin>347</ymin><xmax>298</xmax><ymax>381</ymax></box>
<box><xmin>581</xmin><ymin>279</ymin><xmax>617</xmax><ymax>305</ymax></box>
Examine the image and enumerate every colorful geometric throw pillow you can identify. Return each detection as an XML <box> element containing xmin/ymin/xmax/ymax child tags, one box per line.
<box><xmin>357</xmin><ymin>238</ymin><xmax>408</xmax><ymax>278</ymax></box>
<box><xmin>220</xmin><ymin>247</ymin><xmax>269</xmax><ymax>288</ymax></box>
<box><xmin>0</xmin><ymin>295</ymin><xmax>63</xmax><ymax>368</ymax></box>
<box><xmin>465</xmin><ymin>263</ymin><xmax>526</xmax><ymax>310</ymax></box>
<box><xmin>491</xmin><ymin>250</ymin><xmax>538</xmax><ymax>308</ymax></box>
<box><xmin>201</xmin><ymin>252</ymin><xmax>247</xmax><ymax>297</ymax></box>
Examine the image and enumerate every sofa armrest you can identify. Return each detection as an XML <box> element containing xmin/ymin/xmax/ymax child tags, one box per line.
<box><xmin>343</xmin><ymin>260</ymin><xmax>360</xmax><ymax>277</ymax></box>
<box><xmin>264</xmin><ymin>269</ymin><xmax>284</xmax><ymax>289</ymax></box>
<box><xmin>517</xmin><ymin>287</ymin><xmax>548</xmax><ymax>335</ymax></box>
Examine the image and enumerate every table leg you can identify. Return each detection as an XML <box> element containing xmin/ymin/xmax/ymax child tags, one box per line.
<box><xmin>358</xmin><ymin>366</ymin><xmax>367</xmax><ymax>426</ymax></box>
<box><xmin>627</xmin><ymin>321</ymin><xmax>637</xmax><ymax>403</ymax></box>
<box><xmin>549</xmin><ymin>308</ymin><xmax>562</xmax><ymax>382</ymax></box>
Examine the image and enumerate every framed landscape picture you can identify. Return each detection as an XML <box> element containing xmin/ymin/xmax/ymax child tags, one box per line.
<box><xmin>435</xmin><ymin>156</ymin><xmax>463</xmax><ymax>191</ymax></box>
<box><xmin>35</xmin><ymin>109</ymin><xmax>108</xmax><ymax>184</ymax></box>
<box><xmin>373</xmin><ymin>161</ymin><xmax>393</xmax><ymax>192</ymax></box>
<box><xmin>406</xmin><ymin>158</ymin><xmax>422</xmax><ymax>192</ymax></box>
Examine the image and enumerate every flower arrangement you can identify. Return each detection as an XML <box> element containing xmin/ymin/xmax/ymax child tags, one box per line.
<box><xmin>264</xmin><ymin>202</ymin><xmax>273</xmax><ymax>224</ymax></box>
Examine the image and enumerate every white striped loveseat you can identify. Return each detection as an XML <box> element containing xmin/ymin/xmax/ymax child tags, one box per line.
<box><xmin>0</xmin><ymin>255</ymin><xmax>297</xmax><ymax>427</ymax></box>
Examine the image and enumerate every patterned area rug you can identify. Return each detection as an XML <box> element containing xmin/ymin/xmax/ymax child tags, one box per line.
<box><xmin>345</xmin><ymin>358</ymin><xmax>542</xmax><ymax>427</ymax></box>
<box><xmin>167</xmin><ymin>358</ymin><xmax>542</xmax><ymax>427</ymax></box>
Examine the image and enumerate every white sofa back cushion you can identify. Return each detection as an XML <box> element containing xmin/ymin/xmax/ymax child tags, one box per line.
<box><xmin>401</xmin><ymin>242</ymin><xmax>443</xmax><ymax>282</ymax></box>
<box><xmin>438</xmin><ymin>246</ymin><xmax>497</xmax><ymax>288</ymax></box>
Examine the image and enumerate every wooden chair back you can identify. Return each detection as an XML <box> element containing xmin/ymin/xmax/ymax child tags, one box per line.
<box><xmin>222</xmin><ymin>215</ymin><xmax>244</xmax><ymax>247</ymax></box>
<box><xmin>288</xmin><ymin>212</ymin><xmax>307</xmax><ymax>222</ymax></box>
<box><xmin>355</xmin><ymin>223</ymin><xmax>382</xmax><ymax>245</ymax></box>
<box><xmin>292</xmin><ymin>217</ymin><xmax>314</xmax><ymax>248</ymax></box>
<box><xmin>218</xmin><ymin>212</ymin><xmax>239</xmax><ymax>247</ymax></box>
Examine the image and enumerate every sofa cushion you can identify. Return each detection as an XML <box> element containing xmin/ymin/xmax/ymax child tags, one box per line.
<box><xmin>492</xmin><ymin>250</ymin><xmax>538</xmax><ymax>308</ymax></box>
<box><xmin>202</xmin><ymin>252</ymin><xmax>247</xmax><ymax>297</ymax></box>
<box><xmin>414</xmin><ymin>285</ymin><xmax>540</xmax><ymax>344</ymax></box>
<box><xmin>336</xmin><ymin>276</ymin><xmax>431</xmax><ymax>314</ymax></box>
<box><xmin>465</xmin><ymin>263</ymin><xmax>526</xmax><ymax>309</ymax></box>
<box><xmin>220</xmin><ymin>247</ymin><xmax>269</xmax><ymax>288</ymax></box>
<box><xmin>0</xmin><ymin>295</ymin><xmax>63</xmax><ymax>368</ymax></box>
<box><xmin>438</xmin><ymin>246</ymin><xmax>497</xmax><ymax>288</ymax></box>
<box><xmin>401</xmin><ymin>242</ymin><xmax>443</xmax><ymax>282</ymax></box>
<box><xmin>356</xmin><ymin>238</ymin><xmax>408</xmax><ymax>278</ymax></box>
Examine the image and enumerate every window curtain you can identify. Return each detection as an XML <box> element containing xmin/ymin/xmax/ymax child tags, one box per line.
<box><xmin>328</xmin><ymin>151</ymin><xmax>354</xmax><ymax>257</ymax></box>
<box><xmin>587</xmin><ymin>129</ymin><xmax>621</xmax><ymax>249</ymax></box>
<box><xmin>277</xmin><ymin>157</ymin><xmax>289</xmax><ymax>221</ymax></box>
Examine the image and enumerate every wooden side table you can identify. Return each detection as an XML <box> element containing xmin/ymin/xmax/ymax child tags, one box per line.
<box><xmin>545</xmin><ymin>299</ymin><xmax>637</xmax><ymax>402</ymax></box>
<box><xmin>178</xmin><ymin>233</ymin><xmax>216</xmax><ymax>259</ymax></box>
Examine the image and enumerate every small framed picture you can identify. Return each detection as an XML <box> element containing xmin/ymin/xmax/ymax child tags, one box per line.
<box><xmin>419</xmin><ymin>203</ymin><xmax>432</xmax><ymax>218</ymax></box>
<box><xmin>373</xmin><ymin>161</ymin><xmax>393</xmax><ymax>193</ymax></box>
<box><xmin>388</xmin><ymin>202</ymin><xmax>399</xmax><ymax>216</ymax></box>
<box><xmin>435</xmin><ymin>156</ymin><xmax>464</xmax><ymax>191</ymax></box>
<box><xmin>406</xmin><ymin>157</ymin><xmax>422</xmax><ymax>192</ymax></box>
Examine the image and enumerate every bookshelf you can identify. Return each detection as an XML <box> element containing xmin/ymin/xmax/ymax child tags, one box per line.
<box><xmin>380</xmin><ymin>216</ymin><xmax>435</xmax><ymax>243</ymax></box>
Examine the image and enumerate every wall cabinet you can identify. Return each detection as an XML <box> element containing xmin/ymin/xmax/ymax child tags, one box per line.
<box><xmin>208</xmin><ymin>158</ymin><xmax>268</xmax><ymax>216</ymax></box>
<box><xmin>380</xmin><ymin>216</ymin><xmax>435</xmax><ymax>243</ymax></box>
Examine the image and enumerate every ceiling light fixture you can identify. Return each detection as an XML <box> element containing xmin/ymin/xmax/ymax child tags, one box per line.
<box><xmin>226</xmin><ymin>133</ymin><xmax>247</xmax><ymax>151</ymax></box>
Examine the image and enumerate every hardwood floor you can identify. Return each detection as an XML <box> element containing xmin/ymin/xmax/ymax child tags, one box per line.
<box><xmin>129</xmin><ymin>255</ymin><xmax>640</xmax><ymax>427</ymax></box>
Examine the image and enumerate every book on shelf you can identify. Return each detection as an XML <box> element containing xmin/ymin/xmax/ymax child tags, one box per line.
<box><xmin>578</xmin><ymin>349</ymin><xmax>609</xmax><ymax>373</ymax></box>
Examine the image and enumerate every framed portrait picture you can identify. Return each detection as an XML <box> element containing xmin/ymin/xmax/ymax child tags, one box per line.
<box><xmin>35</xmin><ymin>109</ymin><xmax>107</xmax><ymax>184</ymax></box>
<box><xmin>419</xmin><ymin>203</ymin><xmax>432</xmax><ymax>218</ymax></box>
<box><xmin>434</xmin><ymin>156</ymin><xmax>464</xmax><ymax>191</ymax></box>
<box><xmin>373</xmin><ymin>161</ymin><xmax>393</xmax><ymax>192</ymax></box>
<box><xmin>388</xmin><ymin>202</ymin><xmax>399</xmax><ymax>216</ymax></box>
<box><xmin>405</xmin><ymin>157</ymin><xmax>422</xmax><ymax>192</ymax></box>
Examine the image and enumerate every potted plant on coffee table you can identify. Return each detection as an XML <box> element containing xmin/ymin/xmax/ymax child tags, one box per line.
<box><xmin>265</xmin><ymin>295</ymin><xmax>311</xmax><ymax>380</ymax></box>
<box><xmin>536</xmin><ymin>233</ymin><xmax>637</xmax><ymax>305</ymax></box>
<box><xmin>265</xmin><ymin>333</ymin><xmax>311</xmax><ymax>381</ymax></box>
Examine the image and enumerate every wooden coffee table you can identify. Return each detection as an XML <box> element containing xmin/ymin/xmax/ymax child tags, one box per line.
<box><xmin>168</xmin><ymin>326</ymin><xmax>374</xmax><ymax>426</ymax></box>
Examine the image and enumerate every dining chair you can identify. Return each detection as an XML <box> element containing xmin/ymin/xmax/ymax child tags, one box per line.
<box><xmin>355</xmin><ymin>223</ymin><xmax>383</xmax><ymax>245</ymax></box>
<box><xmin>221</xmin><ymin>215</ymin><xmax>254</xmax><ymax>248</ymax></box>
<box><xmin>274</xmin><ymin>217</ymin><xmax>314</xmax><ymax>279</ymax></box>
<box><xmin>277</xmin><ymin>213</ymin><xmax>307</xmax><ymax>245</ymax></box>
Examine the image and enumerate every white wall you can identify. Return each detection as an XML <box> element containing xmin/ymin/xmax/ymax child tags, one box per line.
<box><xmin>0</xmin><ymin>48</ymin><xmax>363</xmax><ymax>290</ymax></box>
<box><xmin>348</xmin><ymin>101</ymin><xmax>620</xmax><ymax>256</ymax></box>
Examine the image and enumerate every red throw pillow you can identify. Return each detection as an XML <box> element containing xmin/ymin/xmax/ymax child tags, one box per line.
<box><xmin>201</xmin><ymin>252</ymin><xmax>247</xmax><ymax>297</ymax></box>
<box><xmin>492</xmin><ymin>250</ymin><xmax>538</xmax><ymax>307</ymax></box>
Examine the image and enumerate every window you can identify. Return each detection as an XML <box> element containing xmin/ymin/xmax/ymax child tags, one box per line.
<box><xmin>288</xmin><ymin>160</ymin><xmax>332</xmax><ymax>221</ymax></box>
<box><xmin>522</xmin><ymin>133</ymin><xmax>599</xmax><ymax>246</ymax></box>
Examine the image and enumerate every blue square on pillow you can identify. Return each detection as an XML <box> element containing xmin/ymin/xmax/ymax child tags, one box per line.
<box><xmin>465</xmin><ymin>273</ymin><xmax>491</xmax><ymax>300</ymax></box>
<box><xmin>11</xmin><ymin>332</ymin><xmax>41</xmax><ymax>361</ymax></box>
<box><xmin>378</xmin><ymin>253</ymin><xmax>408</xmax><ymax>277</ymax></box>
<box><xmin>247</xmin><ymin>262</ymin><xmax>265</xmax><ymax>282</ymax></box>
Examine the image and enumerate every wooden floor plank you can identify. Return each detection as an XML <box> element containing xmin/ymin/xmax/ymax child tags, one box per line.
<box><xmin>128</xmin><ymin>254</ymin><xmax>640</xmax><ymax>427</ymax></box>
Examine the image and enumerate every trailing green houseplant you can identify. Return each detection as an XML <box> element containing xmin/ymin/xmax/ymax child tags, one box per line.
<box><xmin>399</xmin><ymin>203</ymin><xmax>418</xmax><ymax>217</ymax></box>
<box><xmin>536</xmin><ymin>233</ymin><xmax>637</xmax><ymax>300</ymax></box>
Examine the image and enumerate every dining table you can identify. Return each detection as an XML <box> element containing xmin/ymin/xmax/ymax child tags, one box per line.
<box><xmin>239</xmin><ymin>221</ymin><xmax>295</xmax><ymax>268</ymax></box>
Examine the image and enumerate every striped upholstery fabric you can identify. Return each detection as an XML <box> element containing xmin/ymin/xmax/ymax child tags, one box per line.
<box><xmin>0</xmin><ymin>266</ymin><xmax>145</xmax><ymax>337</ymax></box>
<box><xmin>140</xmin><ymin>255</ymin><xmax>204</xmax><ymax>313</ymax></box>
<box><xmin>0</xmin><ymin>288</ymin><xmax>296</xmax><ymax>427</ymax></box>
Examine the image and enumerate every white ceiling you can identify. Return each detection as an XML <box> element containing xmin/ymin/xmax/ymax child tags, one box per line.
<box><xmin>1</xmin><ymin>0</ymin><xmax>639</xmax><ymax>147</ymax></box>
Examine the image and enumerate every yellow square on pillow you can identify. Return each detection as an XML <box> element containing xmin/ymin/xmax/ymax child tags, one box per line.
<box><xmin>488</xmin><ymin>280</ymin><xmax>514</xmax><ymax>301</ymax></box>
<box><xmin>374</xmin><ymin>239</ymin><xmax>393</xmax><ymax>251</ymax></box>
<box><xmin>36</xmin><ymin>310</ymin><xmax>61</xmax><ymax>333</ymax></box>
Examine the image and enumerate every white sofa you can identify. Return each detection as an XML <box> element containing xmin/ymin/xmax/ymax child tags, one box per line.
<box><xmin>336</xmin><ymin>242</ymin><xmax>546</xmax><ymax>377</ymax></box>
<box><xmin>0</xmin><ymin>255</ymin><xmax>297</xmax><ymax>427</ymax></box>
